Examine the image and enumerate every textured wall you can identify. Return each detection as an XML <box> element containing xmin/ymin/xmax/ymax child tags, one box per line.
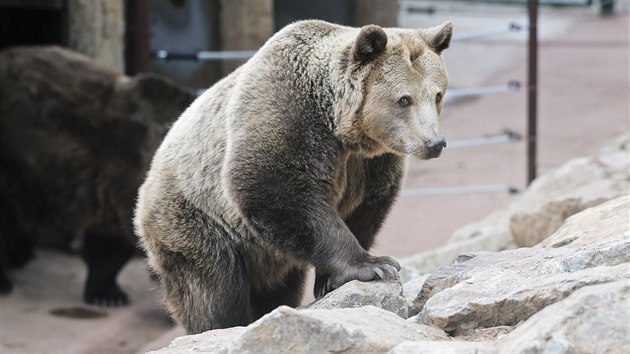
<box><xmin>67</xmin><ymin>0</ymin><xmax>125</xmax><ymax>72</ymax></box>
<box><xmin>351</xmin><ymin>0</ymin><xmax>399</xmax><ymax>27</ymax></box>
<box><xmin>219</xmin><ymin>0</ymin><xmax>274</xmax><ymax>75</ymax></box>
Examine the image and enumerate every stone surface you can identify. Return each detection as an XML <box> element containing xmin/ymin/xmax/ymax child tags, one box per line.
<box><xmin>399</xmin><ymin>265</ymin><xmax>424</xmax><ymax>283</ymax></box>
<box><xmin>402</xmin><ymin>274</ymin><xmax>430</xmax><ymax>314</ymax></box>
<box><xmin>67</xmin><ymin>0</ymin><xmax>125</xmax><ymax>72</ymax></box>
<box><xmin>150</xmin><ymin>327</ymin><xmax>245</xmax><ymax>354</ymax></box>
<box><xmin>510</xmin><ymin>197</ymin><xmax>608</xmax><ymax>247</ymax></box>
<box><xmin>388</xmin><ymin>340</ymin><xmax>485</xmax><ymax>354</ymax></box>
<box><xmin>303</xmin><ymin>280</ymin><xmax>409</xmax><ymax>318</ymax></box>
<box><xmin>538</xmin><ymin>195</ymin><xmax>630</xmax><ymax>249</ymax></box>
<box><xmin>508</xmin><ymin>134</ymin><xmax>629</xmax><ymax>247</ymax></box>
<box><xmin>401</xmin><ymin>230</ymin><xmax>516</xmax><ymax>273</ymax></box>
<box><xmin>154</xmin><ymin>306</ymin><xmax>449</xmax><ymax>354</ymax></box>
<box><xmin>412</xmin><ymin>197</ymin><xmax>630</xmax><ymax>334</ymax></box>
<box><xmin>498</xmin><ymin>280</ymin><xmax>630</xmax><ymax>353</ymax></box>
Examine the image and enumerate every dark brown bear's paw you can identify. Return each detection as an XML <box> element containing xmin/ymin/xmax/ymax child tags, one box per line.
<box><xmin>84</xmin><ymin>283</ymin><xmax>129</xmax><ymax>307</ymax></box>
<box><xmin>315</xmin><ymin>256</ymin><xmax>401</xmax><ymax>299</ymax></box>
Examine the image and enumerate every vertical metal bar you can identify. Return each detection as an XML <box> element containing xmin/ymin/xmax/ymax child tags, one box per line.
<box><xmin>527</xmin><ymin>0</ymin><xmax>538</xmax><ymax>184</ymax></box>
<box><xmin>125</xmin><ymin>0</ymin><xmax>151</xmax><ymax>75</ymax></box>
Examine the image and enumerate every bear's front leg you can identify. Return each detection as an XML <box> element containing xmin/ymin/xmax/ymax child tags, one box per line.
<box><xmin>309</xmin><ymin>211</ymin><xmax>401</xmax><ymax>298</ymax></box>
<box><xmin>224</xmin><ymin>128</ymin><xmax>401</xmax><ymax>301</ymax></box>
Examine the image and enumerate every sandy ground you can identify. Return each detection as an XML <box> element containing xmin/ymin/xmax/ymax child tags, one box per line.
<box><xmin>1</xmin><ymin>3</ymin><xmax>628</xmax><ymax>353</ymax></box>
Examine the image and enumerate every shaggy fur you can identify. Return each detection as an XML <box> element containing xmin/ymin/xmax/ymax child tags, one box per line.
<box><xmin>135</xmin><ymin>20</ymin><xmax>452</xmax><ymax>334</ymax></box>
<box><xmin>0</xmin><ymin>47</ymin><xmax>195</xmax><ymax>304</ymax></box>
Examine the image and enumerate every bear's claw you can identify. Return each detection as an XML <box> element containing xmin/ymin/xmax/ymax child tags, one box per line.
<box><xmin>315</xmin><ymin>255</ymin><xmax>401</xmax><ymax>299</ymax></box>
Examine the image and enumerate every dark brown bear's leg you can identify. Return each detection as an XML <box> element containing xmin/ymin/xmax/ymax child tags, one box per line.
<box><xmin>82</xmin><ymin>232</ymin><xmax>134</xmax><ymax>306</ymax></box>
<box><xmin>0</xmin><ymin>205</ymin><xmax>13</xmax><ymax>294</ymax></box>
<box><xmin>0</xmin><ymin>199</ymin><xmax>35</xmax><ymax>294</ymax></box>
<box><xmin>0</xmin><ymin>267</ymin><xmax>11</xmax><ymax>294</ymax></box>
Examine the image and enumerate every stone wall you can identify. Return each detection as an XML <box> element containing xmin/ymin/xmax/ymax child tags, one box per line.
<box><xmin>67</xmin><ymin>0</ymin><xmax>125</xmax><ymax>73</ymax></box>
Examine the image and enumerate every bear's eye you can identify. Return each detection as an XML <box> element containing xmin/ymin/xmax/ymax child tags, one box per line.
<box><xmin>436</xmin><ymin>92</ymin><xmax>443</xmax><ymax>104</ymax></box>
<box><xmin>398</xmin><ymin>96</ymin><xmax>412</xmax><ymax>107</ymax></box>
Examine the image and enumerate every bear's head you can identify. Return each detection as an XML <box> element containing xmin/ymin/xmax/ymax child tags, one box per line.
<box><xmin>336</xmin><ymin>21</ymin><xmax>452</xmax><ymax>160</ymax></box>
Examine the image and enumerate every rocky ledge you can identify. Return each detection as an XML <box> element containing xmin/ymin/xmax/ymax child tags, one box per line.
<box><xmin>152</xmin><ymin>136</ymin><xmax>629</xmax><ymax>353</ymax></box>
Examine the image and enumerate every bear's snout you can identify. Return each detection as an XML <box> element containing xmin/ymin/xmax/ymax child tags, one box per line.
<box><xmin>425</xmin><ymin>138</ymin><xmax>447</xmax><ymax>159</ymax></box>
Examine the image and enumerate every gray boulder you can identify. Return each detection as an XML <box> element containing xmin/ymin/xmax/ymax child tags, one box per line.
<box><xmin>411</xmin><ymin>195</ymin><xmax>630</xmax><ymax>334</ymax></box>
<box><xmin>153</xmin><ymin>306</ymin><xmax>449</xmax><ymax>354</ymax></box>
<box><xmin>303</xmin><ymin>280</ymin><xmax>409</xmax><ymax>318</ymax></box>
<box><xmin>388</xmin><ymin>340</ymin><xmax>486</xmax><ymax>354</ymax></box>
<box><xmin>510</xmin><ymin>134</ymin><xmax>628</xmax><ymax>247</ymax></box>
<box><xmin>538</xmin><ymin>194</ymin><xmax>629</xmax><ymax>249</ymax></box>
<box><xmin>402</xmin><ymin>274</ymin><xmax>430</xmax><ymax>315</ymax></box>
<box><xmin>149</xmin><ymin>327</ymin><xmax>246</xmax><ymax>354</ymax></box>
<box><xmin>498</xmin><ymin>280</ymin><xmax>630</xmax><ymax>353</ymax></box>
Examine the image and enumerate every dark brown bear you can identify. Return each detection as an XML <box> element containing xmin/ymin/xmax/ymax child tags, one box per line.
<box><xmin>0</xmin><ymin>46</ymin><xmax>194</xmax><ymax>305</ymax></box>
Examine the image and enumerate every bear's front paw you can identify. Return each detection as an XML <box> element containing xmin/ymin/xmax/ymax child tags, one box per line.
<box><xmin>315</xmin><ymin>256</ymin><xmax>401</xmax><ymax>299</ymax></box>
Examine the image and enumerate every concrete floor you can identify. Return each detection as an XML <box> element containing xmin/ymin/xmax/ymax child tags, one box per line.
<box><xmin>1</xmin><ymin>3</ymin><xmax>628</xmax><ymax>353</ymax></box>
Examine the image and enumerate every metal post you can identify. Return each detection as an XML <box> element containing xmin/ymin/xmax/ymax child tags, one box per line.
<box><xmin>527</xmin><ymin>0</ymin><xmax>538</xmax><ymax>184</ymax></box>
<box><xmin>125</xmin><ymin>0</ymin><xmax>151</xmax><ymax>75</ymax></box>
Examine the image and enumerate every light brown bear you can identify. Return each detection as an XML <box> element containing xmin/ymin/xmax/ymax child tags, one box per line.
<box><xmin>135</xmin><ymin>19</ymin><xmax>452</xmax><ymax>334</ymax></box>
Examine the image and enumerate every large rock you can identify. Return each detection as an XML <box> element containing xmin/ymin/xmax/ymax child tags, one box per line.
<box><xmin>415</xmin><ymin>253</ymin><xmax>629</xmax><ymax>335</ymax></box>
<box><xmin>389</xmin><ymin>340</ymin><xmax>485</xmax><ymax>354</ymax></box>
<box><xmin>510</xmin><ymin>135</ymin><xmax>628</xmax><ymax>247</ymax></box>
<box><xmin>150</xmin><ymin>327</ymin><xmax>246</xmax><ymax>354</ymax></box>
<box><xmin>498</xmin><ymin>280</ymin><xmax>630</xmax><ymax>353</ymax></box>
<box><xmin>411</xmin><ymin>196</ymin><xmax>630</xmax><ymax>334</ymax></box>
<box><xmin>402</xmin><ymin>134</ymin><xmax>629</xmax><ymax>272</ymax></box>
<box><xmin>152</xmin><ymin>306</ymin><xmax>449</xmax><ymax>354</ymax></box>
<box><xmin>394</xmin><ymin>281</ymin><xmax>630</xmax><ymax>353</ymax></box>
<box><xmin>538</xmin><ymin>194</ymin><xmax>629</xmax><ymax>249</ymax></box>
<box><xmin>400</xmin><ymin>230</ymin><xmax>515</xmax><ymax>274</ymax></box>
<box><xmin>303</xmin><ymin>280</ymin><xmax>409</xmax><ymax>318</ymax></box>
<box><xmin>402</xmin><ymin>274</ymin><xmax>430</xmax><ymax>314</ymax></box>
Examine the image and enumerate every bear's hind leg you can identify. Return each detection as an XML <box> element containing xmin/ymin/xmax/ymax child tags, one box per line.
<box><xmin>251</xmin><ymin>266</ymin><xmax>306</xmax><ymax>319</ymax></box>
<box><xmin>159</xmin><ymin>248</ymin><xmax>254</xmax><ymax>334</ymax></box>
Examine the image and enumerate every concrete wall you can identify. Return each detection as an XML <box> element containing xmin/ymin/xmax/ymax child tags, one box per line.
<box><xmin>67</xmin><ymin>0</ymin><xmax>125</xmax><ymax>73</ymax></box>
<box><xmin>351</xmin><ymin>0</ymin><xmax>399</xmax><ymax>27</ymax></box>
<box><xmin>219</xmin><ymin>0</ymin><xmax>274</xmax><ymax>75</ymax></box>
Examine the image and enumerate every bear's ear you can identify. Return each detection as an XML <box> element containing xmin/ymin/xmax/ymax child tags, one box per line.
<box><xmin>353</xmin><ymin>25</ymin><xmax>388</xmax><ymax>63</ymax></box>
<box><xmin>424</xmin><ymin>21</ymin><xmax>453</xmax><ymax>54</ymax></box>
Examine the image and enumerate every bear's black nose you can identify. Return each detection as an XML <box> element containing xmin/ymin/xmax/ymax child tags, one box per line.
<box><xmin>426</xmin><ymin>139</ymin><xmax>447</xmax><ymax>158</ymax></box>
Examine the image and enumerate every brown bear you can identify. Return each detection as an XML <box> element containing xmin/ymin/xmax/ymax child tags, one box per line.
<box><xmin>0</xmin><ymin>46</ymin><xmax>195</xmax><ymax>304</ymax></box>
<box><xmin>135</xmin><ymin>19</ymin><xmax>452</xmax><ymax>334</ymax></box>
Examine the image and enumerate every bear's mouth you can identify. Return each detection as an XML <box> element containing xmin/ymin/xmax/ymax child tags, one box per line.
<box><xmin>410</xmin><ymin>147</ymin><xmax>442</xmax><ymax>160</ymax></box>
